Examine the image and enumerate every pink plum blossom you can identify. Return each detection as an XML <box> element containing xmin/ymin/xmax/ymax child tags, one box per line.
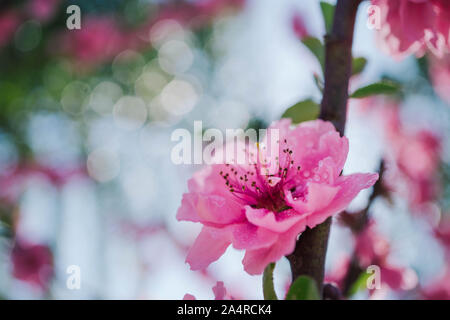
<box><xmin>372</xmin><ymin>0</ymin><xmax>450</xmax><ymax>59</ymax></box>
<box><xmin>58</xmin><ymin>17</ymin><xmax>127</xmax><ymax>69</ymax></box>
<box><xmin>326</xmin><ymin>221</ymin><xmax>417</xmax><ymax>297</ymax></box>
<box><xmin>421</xmin><ymin>267</ymin><xmax>450</xmax><ymax>299</ymax></box>
<box><xmin>355</xmin><ymin>221</ymin><xmax>418</xmax><ymax>294</ymax></box>
<box><xmin>177</xmin><ymin>119</ymin><xmax>378</xmax><ymax>275</ymax></box>
<box><xmin>292</xmin><ymin>13</ymin><xmax>309</xmax><ymax>40</ymax></box>
<box><xmin>356</xmin><ymin>98</ymin><xmax>442</xmax><ymax>214</ymax></box>
<box><xmin>11</xmin><ymin>240</ymin><xmax>53</xmax><ymax>291</ymax></box>
<box><xmin>0</xmin><ymin>10</ymin><xmax>20</xmax><ymax>49</ymax></box>
<box><xmin>28</xmin><ymin>0</ymin><xmax>61</xmax><ymax>22</ymax></box>
<box><xmin>0</xmin><ymin>162</ymin><xmax>86</xmax><ymax>205</ymax></box>
<box><xmin>324</xmin><ymin>254</ymin><xmax>351</xmax><ymax>291</ymax></box>
<box><xmin>183</xmin><ymin>281</ymin><xmax>233</xmax><ymax>300</ymax></box>
<box><xmin>429</xmin><ymin>54</ymin><xmax>450</xmax><ymax>105</ymax></box>
<box><xmin>380</xmin><ymin>105</ymin><xmax>441</xmax><ymax>211</ymax></box>
<box><xmin>434</xmin><ymin>218</ymin><xmax>450</xmax><ymax>254</ymax></box>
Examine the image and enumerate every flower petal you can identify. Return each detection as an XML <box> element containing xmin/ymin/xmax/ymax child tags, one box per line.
<box><xmin>186</xmin><ymin>226</ymin><xmax>232</xmax><ymax>271</ymax></box>
<box><xmin>305</xmin><ymin>173</ymin><xmax>379</xmax><ymax>228</ymax></box>
<box><xmin>245</xmin><ymin>206</ymin><xmax>304</xmax><ymax>233</ymax></box>
<box><xmin>241</xmin><ymin>224</ymin><xmax>304</xmax><ymax>275</ymax></box>
<box><xmin>231</xmin><ymin>222</ymin><xmax>278</xmax><ymax>250</ymax></box>
<box><xmin>285</xmin><ymin>182</ymin><xmax>340</xmax><ymax>214</ymax></box>
<box><xmin>177</xmin><ymin>193</ymin><xmax>244</xmax><ymax>225</ymax></box>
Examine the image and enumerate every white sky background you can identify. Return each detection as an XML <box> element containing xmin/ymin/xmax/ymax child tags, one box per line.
<box><xmin>3</xmin><ymin>0</ymin><xmax>448</xmax><ymax>299</ymax></box>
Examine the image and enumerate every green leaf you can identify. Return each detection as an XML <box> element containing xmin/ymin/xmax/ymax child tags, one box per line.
<box><xmin>320</xmin><ymin>1</ymin><xmax>335</xmax><ymax>34</ymax></box>
<box><xmin>352</xmin><ymin>57</ymin><xmax>367</xmax><ymax>76</ymax></box>
<box><xmin>350</xmin><ymin>81</ymin><xmax>400</xmax><ymax>99</ymax></box>
<box><xmin>313</xmin><ymin>73</ymin><xmax>324</xmax><ymax>93</ymax></box>
<box><xmin>282</xmin><ymin>99</ymin><xmax>320</xmax><ymax>124</ymax></box>
<box><xmin>348</xmin><ymin>271</ymin><xmax>371</xmax><ymax>297</ymax></box>
<box><xmin>263</xmin><ymin>263</ymin><xmax>278</xmax><ymax>300</ymax></box>
<box><xmin>301</xmin><ymin>37</ymin><xmax>325</xmax><ymax>71</ymax></box>
<box><xmin>285</xmin><ymin>275</ymin><xmax>320</xmax><ymax>300</ymax></box>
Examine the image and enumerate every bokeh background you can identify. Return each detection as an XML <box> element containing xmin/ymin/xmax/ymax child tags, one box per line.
<box><xmin>0</xmin><ymin>0</ymin><xmax>449</xmax><ymax>299</ymax></box>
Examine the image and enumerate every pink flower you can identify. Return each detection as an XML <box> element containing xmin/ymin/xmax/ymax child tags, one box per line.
<box><xmin>11</xmin><ymin>240</ymin><xmax>53</xmax><ymax>290</ymax></box>
<box><xmin>421</xmin><ymin>266</ymin><xmax>450</xmax><ymax>299</ymax></box>
<box><xmin>183</xmin><ymin>293</ymin><xmax>197</xmax><ymax>300</ymax></box>
<box><xmin>0</xmin><ymin>162</ymin><xmax>86</xmax><ymax>205</ymax></box>
<box><xmin>58</xmin><ymin>17</ymin><xmax>126</xmax><ymax>68</ymax></box>
<box><xmin>0</xmin><ymin>10</ymin><xmax>20</xmax><ymax>49</ymax></box>
<box><xmin>183</xmin><ymin>281</ymin><xmax>233</xmax><ymax>300</ymax></box>
<box><xmin>429</xmin><ymin>54</ymin><xmax>450</xmax><ymax>105</ymax></box>
<box><xmin>372</xmin><ymin>0</ymin><xmax>450</xmax><ymax>59</ymax></box>
<box><xmin>434</xmin><ymin>218</ymin><xmax>450</xmax><ymax>253</ymax></box>
<box><xmin>355</xmin><ymin>221</ymin><xmax>417</xmax><ymax>294</ymax></box>
<box><xmin>355</xmin><ymin>221</ymin><xmax>390</xmax><ymax>267</ymax></box>
<box><xmin>292</xmin><ymin>13</ymin><xmax>309</xmax><ymax>40</ymax></box>
<box><xmin>324</xmin><ymin>254</ymin><xmax>351</xmax><ymax>290</ymax></box>
<box><xmin>379</xmin><ymin>105</ymin><xmax>441</xmax><ymax>210</ymax></box>
<box><xmin>177</xmin><ymin>119</ymin><xmax>378</xmax><ymax>275</ymax></box>
<box><xmin>28</xmin><ymin>0</ymin><xmax>61</xmax><ymax>22</ymax></box>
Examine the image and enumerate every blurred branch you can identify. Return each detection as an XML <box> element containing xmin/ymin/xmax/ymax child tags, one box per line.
<box><xmin>340</xmin><ymin>160</ymin><xmax>386</xmax><ymax>296</ymax></box>
<box><xmin>287</xmin><ymin>0</ymin><xmax>362</xmax><ymax>297</ymax></box>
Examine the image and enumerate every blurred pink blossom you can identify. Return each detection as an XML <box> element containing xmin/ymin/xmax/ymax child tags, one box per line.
<box><xmin>326</xmin><ymin>221</ymin><xmax>418</xmax><ymax>297</ymax></box>
<box><xmin>355</xmin><ymin>221</ymin><xmax>417</xmax><ymax>294</ymax></box>
<box><xmin>422</xmin><ymin>268</ymin><xmax>450</xmax><ymax>299</ymax></box>
<box><xmin>429</xmin><ymin>54</ymin><xmax>450</xmax><ymax>105</ymax></box>
<box><xmin>183</xmin><ymin>281</ymin><xmax>233</xmax><ymax>300</ymax></box>
<box><xmin>58</xmin><ymin>17</ymin><xmax>127</xmax><ymax>68</ymax></box>
<box><xmin>177</xmin><ymin>119</ymin><xmax>378</xmax><ymax>275</ymax></box>
<box><xmin>372</xmin><ymin>0</ymin><xmax>450</xmax><ymax>59</ymax></box>
<box><xmin>434</xmin><ymin>218</ymin><xmax>450</xmax><ymax>253</ymax></box>
<box><xmin>156</xmin><ymin>0</ymin><xmax>245</xmax><ymax>27</ymax></box>
<box><xmin>292</xmin><ymin>13</ymin><xmax>309</xmax><ymax>40</ymax></box>
<box><xmin>325</xmin><ymin>255</ymin><xmax>351</xmax><ymax>290</ymax></box>
<box><xmin>0</xmin><ymin>163</ymin><xmax>86</xmax><ymax>205</ymax></box>
<box><xmin>373</xmin><ymin>104</ymin><xmax>442</xmax><ymax>211</ymax></box>
<box><xmin>28</xmin><ymin>0</ymin><xmax>60</xmax><ymax>22</ymax></box>
<box><xmin>0</xmin><ymin>10</ymin><xmax>20</xmax><ymax>48</ymax></box>
<box><xmin>11</xmin><ymin>240</ymin><xmax>53</xmax><ymax>291</ymax></box>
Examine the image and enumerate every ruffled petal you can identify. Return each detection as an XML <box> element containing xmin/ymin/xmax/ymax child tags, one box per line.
<box><xmin>285</xmin><ymin>182</ymin><xmax>340</xmax><ymax>214</ymax></box>
<box><xmin>186</xmin><ymin>226</ymin><xmax>232</xmax><ymax>270</ymax></box>
<box><xmin>231</xmin><ymin>222</ymin><xmax>278</xmax><ymax>250</ymax></box>
<box><xmin>305</xmin><ymin>173</ymin><xmax>379</xmax><ymax>228</ymax></box>
<box><xmin>285</xmin><ymin>120</ymin><xmax>349</xmax><ymax>178</ymax></box>
<box><xmin>242</xmin><ymin>224</ymin><xmax>304</xmax><ymax>275</ymax></box>
<box><xmin>245</xmin><ymin>206</ymin><xmax>304</xmax><ymax>233</ymax></box>
<box><xmin>177</xmin><ymin>192</ymin><xmax>244</xmax><ymax>225</ymax></box>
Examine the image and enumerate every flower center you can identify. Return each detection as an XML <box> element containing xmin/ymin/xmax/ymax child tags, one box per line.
<box><xmin>219</xmin><ymin>139</ymin><xmax>301</xmax><ymax>212</ymax></box>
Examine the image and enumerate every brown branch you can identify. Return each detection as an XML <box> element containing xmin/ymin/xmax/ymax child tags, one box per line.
<box><xmin>287</xmin><ymin>0</ymin><xmax>362</xmax><ymax>297</ymax></box>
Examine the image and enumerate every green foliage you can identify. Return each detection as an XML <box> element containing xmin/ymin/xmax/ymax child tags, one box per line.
<box><xmin>350</xmin><ymin>81</ymin><xmax>401</xmax><ymax>99</ymax></box>
<box><xmin>313</xmin><ymin>73</ymin><xmax>324</xmax><ymax>93</ymax></box>
<box><xmin>282</xmin><ymin>99</ymin><xmax>320</xmax><ymax>124</ymax></box>
<box><xmin>352</xmin><ymin>57</ymin><xmax>368</xmax><ymax>76</ymax></box>
<box><xmin>302</xmin><ymin>37</ymin><xmax>325</xmax><ymax>71</ymax></box>
<box><xmin>285</xmin><ymin>275</ymin><xmax>320</xmax><ymax>300</ymax></box>
<box><xmin>320</xmin><ymin>1</ymin><xmax>335</xmax><ymax>34</ymax></box>
<box><xmin>348</xmin><ymin>271</ymin><xmax>371</xmax><ymax>296</ymax></box>
<box><xmin>263</xmin><ymin>263</ymin><xmax>278</xmax><ymax>300</ymax></box>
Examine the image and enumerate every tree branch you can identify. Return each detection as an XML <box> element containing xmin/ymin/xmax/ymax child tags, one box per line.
<box><xmin>287</xmin><ymin>0</ymin><xmax>362</xmax><ymax>297</ymax></box>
